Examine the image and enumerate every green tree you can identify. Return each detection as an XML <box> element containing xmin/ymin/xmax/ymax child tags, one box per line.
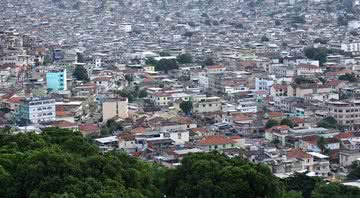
<box><xmin>180</xmin><ymin>101</ymin><xmax>193</xmax><ymax>115</ymax></box>
<box><xmin>145</xmin><ymin>57</ymin><xmax>158</xmax><ymax>66</ymax></box>
<box><xmin>348</xmin><ymin>161</ymin><xmax>360</xmax><ymax>180</ymax></box>
<box><xmin>139</xmin><ymin>89</ymin><xmax>148</xmax><ymax>98</ymax></box>
<box><xmin>338</xmin><ymin>73</ymin><xmax>357</xmax><ymax>82</ymax></box>
<box><xmin>317</xmin><ymin>117</ymin><xmax>337</xmax><ymax>129</ymax></box>
<box><xmin>125</xmin><ymin>74</ymin><xmax>134</xmax><ymax>82</ymax></box>
<box><xmin>0</xmin><ymin>128</ymin><xmax>163</xmax><ymax>197</ymax></box>
<box><xmin>312</xmin><ymin>182</ymin><xmax>360</xmax><ymax>198</ymax></box>
<box><xmin>304</xmin><ymin>47</ymin><xmax>328</xmax><ymax>65</ymax></box>
<box><xmin>285</xmin><ymin>173</ymin><xmax>322</xmax><ymax>198</ymax></box>
<box><xmin>292</xmin><ymin>15</ymin><xmax>306</xmax><ymax>24</ymax></box>
<box><xmin>337</xmin><ymin>15</ymin><xmax>349</xmax><ymax>26</ymax></box>
<box><xmin>76</xmin><ymin>52</ymin><xmax>85</xmax><ymax>63</ymax></box>
<box><xmin>43</xmin><ymin>54</ymin><xmax>53</xmax><ymax>65</ymax></box>
<box><xmin>261</xmin><ymin>35</ymin><xmax>270</xmax><ymax>42</ymax></box>
<box><xmin>294</xmin><ymin>76</ymin><xmax>315</xmax><ymax>84</ymax></box>
<box><xmin>159</xmin><ymin>51</ymin><xmax>171</xmax><ymax>57</ymax></box>
<box><xmin>203</xmin><ymin>57</ymin><xmax>215</xmax><ymax>66</ymax></box>
<box><xmin>275</xmin><ymin>19</ymin><xmax>281</xmax><ymax>26</ymax></box>
<box><xmin>155</xmin><ymin>59</ymin><xmax>178</xmax><ymax>73</ymax></box>
<box><xmin>314</xmin><ymin>38</ymin><xmax>328</xmax><ymax>44</ymax></box>
<box><xmin>72</xmin><ymin>65</ymin><xmax>89</xmax><ymax>81</ymax></box>
<box><xmin>164</xmin><ymin>152</ymin><xmax>285</xmax><ymax>198</ymax></box>
<box><xmin>177</xmin><ymin>53</ymin><xmax>193</xmax><ymax>64</ymax></box>
<box><xmin>265</xmin><ymin>119</ymin><xmax>279</xmax><ymax>129</ymax></box>
<box><xmin>317</xmin><ymin>136</ymin><xmax>327</xmax><ymax>154</ymax></box>
<box><xmin>280</xmin><ymin>118</ymin><xmax>293</xmax><ymax>128</ymax></box>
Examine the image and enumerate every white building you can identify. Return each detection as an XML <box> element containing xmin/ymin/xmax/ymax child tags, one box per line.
<box><xmin>341</xmin><ymin>42</ymin><xmax>360</xmax><ymax>55</ymax></box>
<box><xmin>236</xmin><ymin>100</ymin><xmax>258</xmax><ymax>113</ymax></box>
<box><xmin>160</xmin><ymin>130</ymin><xmax>189</xmax><ymax>145</ymax></box>
<box><xmin>119</xmin><ymin>23</ymin><xmax>132</xmax><ymax>33</ymax></box>
<box><xmin>16</xmin><ymin>97</ymin><xmax>56</xmax><ymax>124</ymax></box>
<box><xmin>198</xmin><ymin>72</ymin><xmax>209</xmax><ymax>91</ymax></box>
<box><xmin>255</xmin><ymin>77</ymin><xmax>274</xmax><ymax>91</ymax></box>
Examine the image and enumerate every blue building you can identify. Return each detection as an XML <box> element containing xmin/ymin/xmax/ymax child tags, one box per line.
<box><xmin>46</xmin><ymin>69</ymin><xmax>67</xmax><ymax>91</ymax></box>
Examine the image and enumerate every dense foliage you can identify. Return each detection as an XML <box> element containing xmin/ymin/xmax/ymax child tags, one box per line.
<box><xmin>338</xmin><ymin>73</ymin><xmax>358</xmax><ymax>82</ymax></box>
<box><xmin>163</xmin><ymin>153</ymin><xmax>286</xmax><ymax>198</ymax></box>
<box><xmin>265</xmin><ymin>119</ymin><xmax>280</xmax><ymax>129</ymax></box>
<box><xmin>179</xmin><ymin>100</ymin><xmax>193</xmax><ymax>115</ymax></box>
<box><xmin>317</xmin><ymin>116</ymin><xmax>337</xmax><ymax>129</ymax></box>
<box><xmin>1</xmin><ymin>128</ymin><xmax>360</xmax><ymax>198</ymax></box>
<box><xmin>0</xmin><ymin>128</ymin><xmax>163</xmax><ymax>198</ymax></box>
<box><xmin>72</xmin><ymin>65</ymin><xmax>89</xmax><ymax>81</ymax></box>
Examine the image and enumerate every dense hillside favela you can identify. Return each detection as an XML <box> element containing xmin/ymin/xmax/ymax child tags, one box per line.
<box><xmin>4</xmin><ymin>0</ymin><xmax>360</xmax><ymax>197</ymax></box>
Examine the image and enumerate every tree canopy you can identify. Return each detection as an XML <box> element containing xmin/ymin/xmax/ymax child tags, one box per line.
<box><xmin>177</xmin><ymin>53</ymin><xmax>193</xmax><ymax>64</ymax></box>
<box><xmin>304</xmin><ymin>47</ymin><xmax>328</xmax><ymax>65</ymax></box>
<box><xmin>281</xmin><ymin>118</ymin><xmax>294</xmax><ymax>128</ymax></box>
<box><xmin>0</xmin><ymin>128</ymin><xmax>163</xmax><ymax>197</ymax></box>
<box><xmin>72</xmin><ymin>65</ymin><xmax>89</xmax><ymax>81</ymax></box>
<box><xmin>317</xmin><ymin>117</ymin><xmax>337</xmax><ymax>129</ymax></box>
<box><xmin>338</xmin><ymin>73</ymin><xmax>357</xmax><ymax>82</ymax></box>
<box><xmin>1</xmin><ymin>128</ymin><xmax>359</xmax><ymax>198</ymax></box>
<box><xmin>180</xmin><ymin>100</ymin><xmax>193</xmax><ymax>115</ymax></box>
<box><xmin>265</xmin><ymin>119</ymin><xmax>280</xmax><ymax>129</ymax></box>
<box><xmin>163</xmin><ymin>152</ymin><xmax>285</xmax><ymax>198</ymax></box>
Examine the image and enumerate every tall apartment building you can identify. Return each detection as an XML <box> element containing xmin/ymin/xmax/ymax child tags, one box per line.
<box><xmin>102</xmin><ymin>97</ymin><xmax>128</xmax><ymax>122</ymax></box>
<box><xmin>327</xmin><ymin>100</ymin><xmax>360</xmax><ymax>130</ymax></box>
<box><xmin>46</xmin><ymin>69</ymin><xmax>67</xmax><ymax>91</ymax></box>
<box><xmin>16</xmin><ymin>97</ymin><xmax>56</xmax><ymax>124</ymax></box>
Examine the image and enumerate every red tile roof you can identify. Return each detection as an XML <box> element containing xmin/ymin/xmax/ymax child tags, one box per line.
<box><xmin>272</xmin><ymin>84</ymin><xmax>287</xmax><ymax>90</ymax></box>
<box><xmin>301</xmin><ymin>135</ymin><xmax>318</xmax><ymax>145</ymax></box>
<box><xmin>93</xmin><ymin>76</ymin><xmax>112</xmax><ymax>81</ymax></box>
<box><xmin>79</xmin><ymin>124</ymin><xmax>99</xmax><ymax>133</ymax></box>
<box><xmin>152</xmin><ymin>92</ymin><xmax>171</xmax><ymax>97</ymax></box>
<box><xmin>197</xmin><ymin>135</ymin><xmax>236</xmax><ymax>145</ymax></box>
<box><xmin>268</xmin><ymin>111</ymin><xmax>284</xmax><ymax>118</ymax></box>
<box><xmin>190</xmin><ymin>127</ymin><xmax>208</xmax><ymax>133</ymax></box>
<box><xmin>335</xmin><ymin>132</ymin><xmax>354</xmax><ymax>140</ymax></box>
<box><xmin>287</xmin><ymin>149</ymin><xmax>312</xmax><ymax>159</ymax></box>
<box><xmin>51</xmin><ymin>120</ymin><xmax>78</xmax><ymax>128</ymax></box>
<box><xmin>229</xmin><ymin>135</ymin><xmax>242</xmax><ymax>139</ymax></box>
<box><xmin>270</xmin><ymin>125</ymin><xmax>290</xmax><ymax>130</ymax></box>
<box><xmin>119</xmin><ymin>133</ymin><xmax>135</xmax><ymax>141</ymax></box>
<box><xmin>207</xmin><ymin>65</ymin><xmax>225</xmax><ymax>70</ymax></box>
<box><xmin>6</xmin><ymin>96</ymin><xmax>25</xmax><ymax>103</ymax></box>
<box><xmin>290</xmin><ymin>117</ymin><xmax>305</xmax><ymax>124</ymax></box>
<box><xmin>131</xmin><ymin>127</ymin><xmax>146</xmax><ymax>134</ymax></box>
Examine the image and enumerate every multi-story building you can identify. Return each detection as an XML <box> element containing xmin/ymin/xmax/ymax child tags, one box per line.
<box><xmin>102</xmin><ymin>97</ymin><xmax>128</xmax><ymax>122</ymax></box>
<box><xmin>236</xmin><ymin>99</ymin><xmax>257</xmax><ymax>113</ymax></box>
<box><xmin>327</xmin><ymin>100</ymin><xmax>360</xmax><ymax>130</ymax></box>
<box><xmin>341</xmin><ymin>42</ymin><xmax>360</xmax><ymax>55</ymax></box>
<box><xmin>46</xmin><ymin>69</ymin><xmax>67</xmax><ymax>91</ymax></box>
<box><xmin>255</xmin><ymin>77</ymin><xmax>274</xmax><ymax>91</ymax></box>
<box><xmin>288</xmin><ymin>84</ymin><xmax>331</xmax><ymax>97</ymax></box>
<box><xmin>119</xmin><ymin>23</ymin><xmax>132</xmax><ymax>33</ymax></box>
<box><xmin>150</xmin><ymin>92</ymin><xmax>171</xmax><ymax>106</ymax></box>
<box><xmin>16</xmin><ymin>97</ymin><xmax>56</xmax><ymax>124</ymax></box>
<box><xmin>193</xmin><ymin>96</ymin><xmax>221</xmax><ymax>113</ymax></box>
